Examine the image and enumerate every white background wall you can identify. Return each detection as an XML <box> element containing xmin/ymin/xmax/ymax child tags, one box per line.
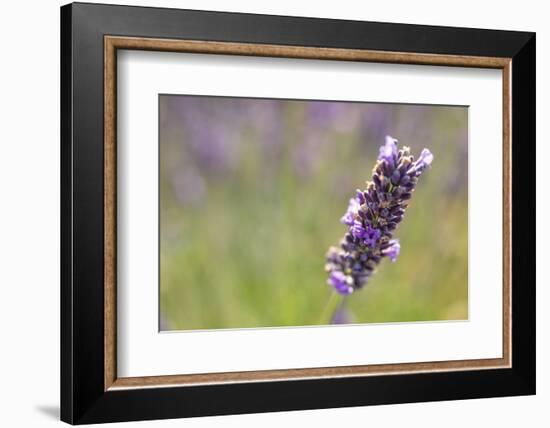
<box><xmin>0</xmin><ymin>0</ymin><xmax>546</xmax><ymax>426</ymax></box>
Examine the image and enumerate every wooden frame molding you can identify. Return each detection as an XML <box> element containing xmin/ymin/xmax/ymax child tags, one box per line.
<box><xmin>104</xmin><ymin>35</ymin><xmax>512</xmax><ymax>391</ymax></box>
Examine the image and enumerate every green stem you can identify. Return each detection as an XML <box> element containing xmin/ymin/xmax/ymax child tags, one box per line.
<box><xmin>319</xmin><ymin>291</ymin><xmax>341</xmax><ymax>325</ymax></box>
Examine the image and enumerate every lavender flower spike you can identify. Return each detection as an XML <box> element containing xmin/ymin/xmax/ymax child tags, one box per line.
<box><xmin>325</xmin><ymin>136</ymin><xmax>433</xmax><ymax>295</ymax></box>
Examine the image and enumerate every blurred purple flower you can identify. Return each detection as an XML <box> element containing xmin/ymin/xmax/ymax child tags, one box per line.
<box><xmin>172</xmin><ymin>97</ymin><xmax>244</xmax><ymax>173</ymax></box>
<box><xmin>446</xmin><ymin>128</ymin><xmax>469</xmax><ymax>195</ymax></box>
<box><xmin>325</xmin><ymin>136</ymin><xmax>434</xmax><ymax>295</ymax></box>
<box><xmin>308</xmin><ymin>102</ymin><xmax>344</xmax><ymax>126</ymax></box>
<box><xmin>307</xmin><ymin>101</ymin><xmax>362</xmax><ymax>133</ymax></box>
<box><xmin>293</xmin><ymin>133</ymin><xmax>325</xmax><ymax>178</ymax></box>
<box><xmin>360</xmin><ymin>106</ymin><xmax>392</xmax><ymax>143</ymax></box>
<box><xmin>172</xmin><ymin>169</ymin><xmax>207</xmax><ymax>207</ymax></box>
<box><xmin>246</xmin><ymin>99</ymin><xmax>283</xmax><ymax>150</ymax></box>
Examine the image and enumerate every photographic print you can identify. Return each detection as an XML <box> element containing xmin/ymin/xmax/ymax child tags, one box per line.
<box><xmin>159</xmin><ymin>95</ymin><xmax>468</xmax><ymax>331</ymax></box>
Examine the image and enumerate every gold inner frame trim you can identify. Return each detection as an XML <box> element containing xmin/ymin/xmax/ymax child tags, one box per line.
<box><xmin>104</xmin><ymin>35</ymin><xmax>512</xmax><ymax>391</ymax></box>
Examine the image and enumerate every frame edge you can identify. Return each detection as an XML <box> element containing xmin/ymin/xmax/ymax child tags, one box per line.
<box><xmin>63</xmin><ymin>3</ymin><xmax>536</xmax><ymax>423</ymax></box>
<box><xmin>60</xmin><ymin>2</ymin><xmax>74</xmax><ymax>425</ymax></box>
<box><xmin>510</xmin><ymin>32</ymin><xmax>536</xmax><ymax>394</ymax></box>
<box><xmin>104</xmin><ymin>35</ymin><xmax>513</xmax><ymax>390</ymax></box>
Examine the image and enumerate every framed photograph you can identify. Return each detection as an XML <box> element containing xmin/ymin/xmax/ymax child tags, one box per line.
<box><xmin>60</xmin><ymin>2</ymin><xmax>535</xmax><ymax>424</ymax></box>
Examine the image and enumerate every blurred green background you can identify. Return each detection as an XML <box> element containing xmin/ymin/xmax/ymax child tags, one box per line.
<box><xmin>159</xmin><ymin>95</ymin><xmax>468</xmax><ymax>331</ymax></box>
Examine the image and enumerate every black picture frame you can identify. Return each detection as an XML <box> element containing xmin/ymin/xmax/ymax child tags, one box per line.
<box><xmin>61</xmin><ymin>2</ymin><xmax>535</xmax><ymax>424</ymax></box>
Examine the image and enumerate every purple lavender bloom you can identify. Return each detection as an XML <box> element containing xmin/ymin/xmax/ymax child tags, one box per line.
<box><xmin>415</xmin><ymin>148</ymin><xmax>434</xmax><ymax>170</ymax></box>
<box><xmin>383</xmin><ymin>240</ymin><xmax>401</xmax><ymax>262</ymax></box>
<box><xmin>363</xmin><ymin>226</ymin><xmax>382</xmax><ymax>248</ymax></box>
<box><xmin>327</xmin><ymin>271</ymin><xmax>354</xmax><ymax>295</ymax></box>
<box><xmin>378</xmin><ymin>136</ymin><xmax>398</xmax><ymax>167</ymax></box>
<box><xmin>325</xmin><ymin>135</ymin><xmax>433</xmax><ymax>295</ymax></box>
<box><xmin>340</xmin><ymin>197</ymin><xmax>360</xmax><ymax>226</ymax></box>
<box><xmin>350</xmin><ymin>219</ymin><xmax>368</xmax><ymax>240</ymax></box>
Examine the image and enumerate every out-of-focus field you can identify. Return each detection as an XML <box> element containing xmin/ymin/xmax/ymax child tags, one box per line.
<box><xmin>159</xmin><ymin>95</ymin><xmax>468</xmax><ymax>331</ymax></box>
